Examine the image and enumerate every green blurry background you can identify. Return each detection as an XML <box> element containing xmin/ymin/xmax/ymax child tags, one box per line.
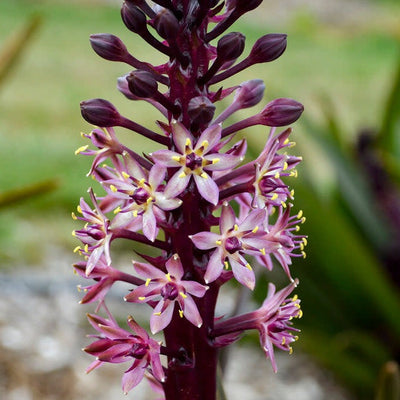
<box><xmin>1</xmin><ymin>0</ymin><xmax>400</xmax><ymax>399</ymax></box>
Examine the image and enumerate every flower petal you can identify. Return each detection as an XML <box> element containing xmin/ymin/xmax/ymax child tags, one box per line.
<box><xmin>194</xmin><ymin>173</ymin><xmax>219</xmax><ymax>205</ymax></box>
<box><xmin>204</xmin><ymin>247</ymin><xmax>224</xmax><ymax>284</ymax></box>
<box><xmin>150</xmin><ymin>301</ymin><xmax>175</xmax><ymax>334</ymax></box>
<box><xmin>190</xmin><ymin>231</ymin><xmax>220</xmax><ymax>250</ymax></box>
<box><xmin>164</xmin><ymin>170</ymin><xmax>191</xmax><ymax>198</ymax></box>
<box><xmin>180</xmin><ymin>295</ymin><xmax>202</xmax><ymax>327</ymax></box>
<box><xmin>165</xmin><ymin>255</ymin><xmax>184</xmax><ymax>279</ymax></box>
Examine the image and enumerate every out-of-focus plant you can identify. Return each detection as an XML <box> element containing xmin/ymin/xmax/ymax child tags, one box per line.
<box><xmin>73</xmin><ymin>1</ymin><xmax>305</xmax><ymax>399</ymax></box>
<box><xmin>0</xmin><ymin>15</ymin><xmax>58</xmax><ymax>207</ymax></box>
<box><xmin>249</xmin><ymin>50</ymin><xmax>400</xmax><ymax>398</ymax></box>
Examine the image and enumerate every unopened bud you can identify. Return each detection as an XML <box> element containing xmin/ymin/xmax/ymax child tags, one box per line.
<box><xmin>259</xmin><ymin>98</ymin><xmax>304</xmax><ymax>127</ymax></box>
<box><xmin>89</xmin><ymin>33</ymin><xmax>128</xmax><ymax>62</ymax></box>
<box><xmin>249</xmin><ymin>33</ymin><xmax>287</xmax><ymax>64</ymax></box>
<box><xmin>153</xmin><ymin>8</ymin><xmax>180</xmax><ymax>40</ymax></box>
<box><xmin>121</xmin><ymin>1</ymin><xmax>147</xmax><ymax>34</ymax></box>
<box><xmin>127</xmin><ymin>70</ymin><xmax>158</xmax><ymax>98</ymax></box>
<box><xmin>217</xmin><ymin>32</ymin><xmax>245</xmax><ymax>63</ymax></box>
<box><xmin>234</xmin><ymin>0</ymin><xmax>263</xmax><ymax>14</ymax></box>
<box><xmin>233</xmin><ymin>79</ymin><xmax>265</xmax><ymax>109</ymax></box>
<box><xmin>80</xmin><ymin>98</ymin><xmax>121</xmax><ymax>127</ymax></box>
<box><xmin>188</xmin><ymin>96</ymin><xmax>216</xmax><ymax>126</ymax></box>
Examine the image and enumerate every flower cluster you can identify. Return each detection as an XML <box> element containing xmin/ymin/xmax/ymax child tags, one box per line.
<box><xmin>74</xmin><ymin>1</ymin><xmax>305</xmax><ymax>399</ymax></box>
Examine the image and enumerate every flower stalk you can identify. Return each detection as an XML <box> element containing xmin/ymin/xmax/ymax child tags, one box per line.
<box><xmin>74</xmin><ymin>1</ymin><xmax>305</xmax><ymax>399</ymax></box>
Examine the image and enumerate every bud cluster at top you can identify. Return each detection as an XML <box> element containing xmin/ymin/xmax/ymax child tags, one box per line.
<box><xmin>74</xmin><ymin>0</ymin><xmax>305</xmax><ymax>398</ymax></box>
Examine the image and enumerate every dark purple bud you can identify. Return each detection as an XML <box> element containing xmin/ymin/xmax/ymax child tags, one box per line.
<box><xmin>259</xmin><ymin>98</ymin><xmax>304</xmax><ymax>127</ymax></box>
<box><xmin>80</xmin><ymin>98</ymin><xmax>121</xmax><ymax>127</ymax></box>
<box><xmin>188</xmin><ymin>96</ymin><xmax>216</xmax><ymax>126</ymax></box>
<box><xmin>217</xmin><ymin>32</ymin><xmax>245</xmax><ymax>62</ymax></box>
<box><xmin>234</xmin><ymin>0</ymin><xmax>263</xmax><ymax>13</ymax></box>
<box><xmin>121</xmin><ymin>1</ymin><xmax>147</xmax><ymax>34</ymax></box>
<box><xmin>89</xmin><ymin>33</ymin><xmax>128</xmax><ymax>62</ymax></box>
<box><xmin>153</xmin><ymin>8</ymin><xmax>180</xmax><ymax>40</ymax></box>
<box><xmin>233</xmin><ymin>79</ymin><xmax>265</xmax><ymax>108</ymax></box>
<box><xmin>127</xmin><ymin>70</ymin><xmax>158</xmax><ymax>98</ymax></box>
<box><xmin>249</xmin><ymin>34</ymin><xmax>287</xmax><ymax>64</ymax></box>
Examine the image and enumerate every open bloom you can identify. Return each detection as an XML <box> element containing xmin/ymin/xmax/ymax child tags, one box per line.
<box><xmin>100</xmin><ymin>154</ymin><xmax>182</xmax><ymax>241</ymax></box>
<box><xmin>84</xmin><ymin>314</ymin><xmax>165</xmax><ymax>393</ymax></box>
<box><xmin>73</xmin><ymin>188</ymin><xmax>139</xmax><ymax>275</ymax></box>
<box><xmin>190</xmin><ymin>203</ymin><xmax>270</xmax><ymax>289</ymax></box>
<box><xmin>125</xmin><ymin>254</ymin><xmax>208</xmax><ymax>333</ymax></box>
<box><xmin>151</xmin><ymin>120</ymin><xmax>242</xmax><ymax>205</ymax></box>
<box><xmin>213</xmin><ymin>280</ymin><xmax>301</xmax><ymax>373</ymax></box>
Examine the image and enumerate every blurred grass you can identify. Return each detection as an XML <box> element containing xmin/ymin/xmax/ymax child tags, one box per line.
<box><xmin>0</xmin><ymin>2</ymin><xmax>399</xmax><ymax>252</ymax></box>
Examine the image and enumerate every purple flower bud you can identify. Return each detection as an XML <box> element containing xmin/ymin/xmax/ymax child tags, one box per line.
<box><xmin>153</xmin><ymin>8</ymin><xmax>180</xmax><ymax>40</ymax></box>
<box><xmin>80</xmin><ymin>98</ymin><xmax>121</xmax><ymax>127</ymax></box>
<box><xmin>89</xmin><ymin>33</ymin><xmax>129</xmax><ymax>62</ymax></box>
<box><xmin>233</xmin><ymin>79</ymin><xmax>265</xmax><ymax>108</ymax></box>
<box><xmin>259</xmin><ymin>98</ymin><xmax>304</xmax><ymax>127</ymax></box>
<box><xmin>217</xmin><ymin>32</ymin><xmax>245</xmax><ymax>62</ymax></box>
<box><xmin>121</xmin><ymin>1</ymin><xmax>147</xmax><ymax>34</ymax></box>
<box><xmin>188</xmin><ymin>96</ymin><xmax>216</xmax><ymax>126</ymax></box>
<box><xmin>234</xmin><ymin>0</ymin><xmax>263</xmax><ymax>14</ymax></box>
<box><xmin>127</xmin><ymin>70</ymin><xmax>158</xmax><ymax>98</ymax></box>
<box><xmin>249</xmin><ymin>33</ymin><xmax>287</xmax><ymax>64</ymax></box>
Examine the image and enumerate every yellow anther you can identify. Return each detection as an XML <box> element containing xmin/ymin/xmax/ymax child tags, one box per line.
<box><xmin>180</xmin><ymin>292</ymin><xmax>187</xmax><ymax>299</ymax></box>
<box><xmin>301</xmin><ymin>217</ymin><xmax>306</xmax><ymax>223</ymax></box>
<box><xmin>281</xmin><ymin>201</ymin><xmax>287</xmax><ymax>208</ymax></box>
<box><xmin>179</xmin><ymin>310</ymin><xmax>184</xmax><ymax>318</ymax></box>
<box><xmin>260</xmin><ymin>248</ymin><xmax>266</xmax><ymax>256</ymax></box>
<box><xmin>245</xmin><ymin>263</ymin><xmax>252</xmax><ymax>271</ymax></box>
<box><xmin>283</xmin><ymin>161</ymin><xmax>288</xmax><ymax>171</ymax></box>
<box><xmin>185</xmin><ymin>138</ymin><xmax>192</xmax><ymax>147</ymax></box>
<box><xmin>301</xmin><ymin>251</ymin><xmax>307</xmax><ymax>259</ymax></box>
<box><xmin>146</xmin><ymin>197</ymin><xmax>153</xmax><ymax>205</ymax></box>
<box><xmin>215</xmin><ymin>240</ymin><xmax>222</xmax><ymax>245</ymax></box>
<box><xmin>224</xmin><ymin>261</ymin><xmax>229</xmax><ymax>270</ymax></box>
<box><xmin>290</xmin><ymin>189</ymin><xmax>295</xmax><ymax>198</ymax></box>
<box><xmin>133</xmin><ymin>210</ymin><xmax>138</xmax><ymax>218</ymax></box>
<box><xmin>166</xmin><ymin>273</ymin><xmax>172</xmax><ymax>282</ymax></box>
<box><xmin>270</xmin><ymin>207</ymin><xmax>276</xmax><ymax>215</ymax></box>
<box><xmin>297</xmin><ymin>210</ymin><xmax>303</xmax><ymax>219</ymax></box>
<box><xmin>178</xmin><ymin>171</ymin><xmax>187</xmax><ymax>178</ymax></box>
<box><xmin>200</xmin><ymin>172</ymin><xmax>208</xmax><ymax>179</ymax></box>
<box><xmin>295</xmin><ymin>225</ymin><xmax>300</xmax><ymax>232</ymax></box>
<box><xmin>84</xmin><ymin>244</ymin><xmax>89</xmax><ymax>253</ymax></box>
<box><xmin>77</xmin><ymin>205</ymin><xmax>83</xmax><ymax>214</ymax></box>
<box><xmin>138</xmin><ymin>296</ymin><xmax>146</xmax><ymax>301</ymax></box>
<box><xmin>290</xmin><ymin>170</ymin><xmax>298</xmax><ymax>178</ymax></box>
<box><xmin>294</xmin><ymin>335</ymin><xmax>299</xmax><ymax>341</ymax></box>
<box><xmin>114</xmin><ymin>206</ymin><xmax>121</xmax><ymax>214</ymax></box>
<box><xmin>300</xmin><ymin>243</ymin><xmax>304</xmax><ymax>251</ymax></box>
<box><xmin>234</xmin><ymin>224</ymin><xmax>239</xmax><ymax>231</ymax></box>
<box><xmin>153</xmin><ymin>312</ymin><xmax>161</xmax><ymax>316</ymax></box>
<box><xmin>201</xmin><ymin>140</ymin><xmax>209</xmax><ymax>149</ymax></box>
<box><xmin>283</xmin><ymin>138</ymin><xmax>290</xmax><ymax>145</ymax></box>
<box><xmin>271</xmin><ymin>193</ymin><xmax>278</xmax><ymax>201</ymax></box>
<box><xmin>122</xmin><ymin>171</ymin><xmax>130</xmax><ymax>179</ymax></box>
<box><xmin>302</xmin><ymin>237</ymin><xmax>308</xmax><ymax>246</ymax></box>
<box><xmin>212</xmin><ymin>158</ymin><xmax>220</xmax><ymax>164</ymax></box>
<box><xmin>145</xmin><ymin>278</ymin><xmax>151</xmax><ymax>287</ymax></box>
<box><xmin>297</xmin><ymin>309</ymin><xmax>303</xmax><ymax>318</ymax></box>
<box><xmin>138</xmin><ymin>178</ymin><xmax>145</xmax><ymax>186</ymax></box>
<box><xmin>71</xmin><ymin>212</ymin><xmax>77</xmax><ymax>220</ymax></box>
<box><xmin>274</xmin><ymin>172</ymin><xmax>280</xmax><ymax>179</ymax></box>
<box><xmin>80</xmin><ymin>131</ymin><xmax>87</xmax><ymax>138</ymax></box>
<box><xmin>295</xmin><ymin>303</ymin><xmax>301</xmax><ymax>309</ymax></box>
<box><xmin>252</xmin><ymin>226</ymin><xmax>259</xmax><ymax>233</ymax></box>
<box><xmin>172</xmin><ymin>156</ymin><xmax>181</xmax><ymax>162</ymax></box>
<box><xmin>289</xmin><ymin>141</ymin><xmax>296</xmax><ymax>148</ymax></box>
<box><xmin>73</xmin><ymin>246</ymin><xmax>81</xmax><ymax>253</ymax></box>
<box><xmin>289</xmin><ymin>347</ymin><xmax>293</xmax><ymax>355</ymax></box>
<box><xmin>110</xmin><ymin>185</ymin><xmax>117</xmax><ymax>193</ymax></box>
<box><xmin>72</xmin><ymin>230</ymin><xmax>76</xmax><ymax>237</ymax></box>
<box><xmin>281</xmin><ymin>337</ymin><xmax>286</xmax><ymax>345</ymax></box>
<box><xmin>75</xmin><ymin>145</ymin><xmax>88</xmax><ymax>155</ymax></box>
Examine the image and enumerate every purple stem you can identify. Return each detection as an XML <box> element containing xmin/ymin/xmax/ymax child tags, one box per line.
<box><xmin>114</xmin><ymin>228</ymin><xmax>170</xmax><ymax>251</ymax></box>
<box><xmin>221</xmin><ymin>114</ymin><xmax>260</xmax><ymax>138</ymax></box>
<box><xmin>119</xmin><ymin>116</ymin><xmax>170</xmax><ymax>145</ymax></box>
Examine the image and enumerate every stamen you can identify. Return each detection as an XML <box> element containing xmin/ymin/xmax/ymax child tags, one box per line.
<box><xmin>224</xmin><ymin>261</ymin><xmax>229</xmax><ymax>270</ymax></box>
<box><xmin>178</xmin><ymin>171</ymin><xmax>187</xmax><ymax>178</ymax></box>
<box><xmin>216</xmin><ymin>240</ymin><xmax>222</xmax><ymax>245</ymax></box>
<box><xmin>145</xmin><ymin>278</ymin><xmax>151</xmax><ymax>286</ymax></box>
<box><xmin>234</xmin><ymin>224</ymin><xmax>239</xmax><ymax>231</ymax></box>
<box><xmin>166</xmin><ymin>273</ymin><xmax>172</xmax><ymax>282</ymax></box>
<box><xmin>172</xmin><ymin>156</ymin><xmax>181</xmax><ymax>162</ymax></box>
<box><xmin>212</xmin><ymin>158</ymin><xmax>220</xmax><ymax>164</ymax></box>
<box><xmin>110</xmin><ymin>185</ymin><xmax>117</xmax><ymax>193</ymax></box>
<box><xmin>252</xmin><ymin>226</ymin><xmax>259</xmax><ymax>233</ymax></box>
<box><xmin>180</xmin><ymin>292</ymin><xmax>187</xmax><ymax>299</ymax></box>
<box><xmin>75</xmin><ymin>145</ymin><xmax>88</xmax><ymax>155</ymax></box>
<box><xmin>122</xmin><ymin>171</ymin><xmax>130</xmax><ymax>179</ymax></box>
<box><xmin>179</xmin><ymin>310</ymin><xmax>184</xmax><ymax>318</ymax></box>
<box><xmin>260</xmin><ymin>248</ymin><xmax>266</xmax><ymax>255</ymax></box>
<box><xmin>200</xmin><ymin>172</ymin><xmax>208</xmax><ymax>179</ymax></box>
<box><xmin>245</xmin><ymin>263</ymin><xmax>252</xmax><ymax>271</ymax></box>
<box><xmin>138</xmin><ymin>296</ymin><xmax>146</xmax><ymax>301</ymax></box>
